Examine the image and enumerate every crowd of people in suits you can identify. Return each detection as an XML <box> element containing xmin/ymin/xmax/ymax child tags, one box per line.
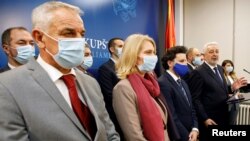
<box><xmin>0</xmin><ymin>1</ymin><xmax>249</xmax><ymax>141</ymax></box>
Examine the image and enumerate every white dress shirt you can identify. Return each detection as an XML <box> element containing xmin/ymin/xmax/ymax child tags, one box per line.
<box><xmin>36</xmin><ymin>55</ymin><xmax>86</xmax><ymax>109</ymax></box>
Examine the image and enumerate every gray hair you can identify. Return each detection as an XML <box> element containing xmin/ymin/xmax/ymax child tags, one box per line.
<box><xmin>32</xmin><ymin>1</ymin><xmax>83</xmax><ymax>31</ymax></box>
<box><xmin>203</xmin><ymin>42</ymin><xmax>219</xmax><ymax>53</ymax></box>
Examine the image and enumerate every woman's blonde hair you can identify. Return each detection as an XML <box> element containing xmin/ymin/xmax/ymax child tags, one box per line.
<box><xmin>116</xmin><ymin>34</ymin><xmax>156</xmax><ymax>79</ymax></box>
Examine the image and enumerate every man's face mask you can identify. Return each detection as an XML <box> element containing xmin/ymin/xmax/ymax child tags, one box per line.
<box><xmin>11</xmin><ymin>45</ymin><xmax>34</xmax><ymax>64</ymax></box>
<box><xmin>115</xmin><ymin>47</ymin><xmax>123</xmax><ymax>58</ymax></box>
<box><xmin>80</xmin><ymin>56</ymin><xmax>93</xmax><ymax>70</ymax></box>
<box><xmin>192</xmin><ymin>56</ymin><xmax>203</xmax><ymax>66</ymax></box>
<box><xmin>43</xmin><ymin>31</ymin><xmax>85</xmax><ymax>69</ymax></box>
<box><xmin>173</xmin><ymin>63</ymin><xmax>189</xmax><ymax>77</ymax></box>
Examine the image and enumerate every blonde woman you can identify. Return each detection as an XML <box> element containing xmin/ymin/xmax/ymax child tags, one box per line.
<box><xmin>113</xmin><ymin>34</ymin><xmax>179</xmax><ymax>141</ymax></box>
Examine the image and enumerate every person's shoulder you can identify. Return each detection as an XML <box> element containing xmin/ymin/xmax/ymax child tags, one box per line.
<box><xmin>114</xmin><ymin>79</ymin><xmax>131</xmax><ymax>90</ymax></box>
<box><xmin>217</xmin><ymin>65</ymin><xmax>224</xmax><ymax>71</ymax></box>
<box><xmin>76</xmin><ymin>69</ymin><xmax>96</xmax><ymax>81</ymax></box>
<box><xmin>98</xmin><ymin>60</ymin><xmax>116</xmax><ymax>74</ymax></box>
<box><xmin>113</xmin><ymin>79</ymin><xmax>136</xmax><ymax>98</ymax></box>
<box><xmin>0</xmin><ymin>64</ymin><xmax>26</xmax><ymax>76</ymax></box>
<box><xmin>116</xmin><ymin>78</ymin><xmax>128</xmax><ymax>85</ymax></box>
<box><xmin>0</xmin><ymin>65</ymin><xmax>31</xmax><ymax>87</ymax></box>
<box><xmin>158</xmin><ymin>72</ymin><xmax>170</xmax><ymax>81</ymax></box>
<box><xmin>100</xmin><ymin>59</ymin><xmax>114</xmax><ymax>68</ymax></box>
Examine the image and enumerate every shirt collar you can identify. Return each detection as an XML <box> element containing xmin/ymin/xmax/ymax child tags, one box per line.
<box><xmin>204</xmin><ymin>61</ymin><xmax>218</xmax><ymax>71</ymax></box>
<box><xmin>8</xmin><ymin>63</ymin><xmax>16</xmax><ymax>69</ymax></box>
<box><xmin>36</xmin><ymin>55</ymin><xmax>76</xmax><ymax>82</ymax></box>
<box><xmin>188</xmin><ymin>62</ymin><xmax>195</xmax><ymax>69</ymax></box>
<box><xmin>110</xmin><ymin>57</ymin><xmax>116</xmax><ymax>63</ymax></box>
<box><xmin>167</xmin><ymin>70</ymin><xmax>180</xmax><ymax>81</ymax></box>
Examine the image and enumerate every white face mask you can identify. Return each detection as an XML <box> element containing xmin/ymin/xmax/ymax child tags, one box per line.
<box><xmin>192</xmin><ymin>56</ymin><xmax>203</xmax><ymax>66</ymax></box>
<box><xmin>81</xmin><ymin>56</ymin><xmax>93</xmax><ymax>70</ymax></box>
<box><xmin>11</xmin><ymin>45</ymin><xmax>34</xmax><ymax>64</ymax></box>
<box><xmin>115</xmin><ymin>47</ymin><xmax>123</xmax><ymax>58</ymax></box>
<box><xmin>226</xmin><ymin>66</ymin><xmax>233</xmax><ymax>73</ymax></box>
<box><xmin>43</xmin><ymin>32</ymin><xmax>85</xmax><ymax>69</ymax></box>
<box><xmin>137</xmin><ymin>55</ymin><xmax>158</xmax><ymax>73</ymax></box>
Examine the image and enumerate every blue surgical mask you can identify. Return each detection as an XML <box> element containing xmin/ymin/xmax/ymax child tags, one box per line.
<box><xmin>115</xmin><ymin>47</ymin><xmax>123</xmax><ymax>58</ymax></box>
<box><xmin>43</xmin><ymin>32</ymin><xmax>85</xmax><ymax>69</ymax></box>
<box><xmin>173</xmin><ymin>63</ymin><xmax>189</xmax><ymax>77</ymax></box>
<box><xmin>192</xmin><ymin>56</ymin><xmax>203</xmax><ymax>66</ymax></box>
<box><xmin>137</xmin><ymin>55</ymin><xmax>158</xmax><ymax>72</ymax></box>
<box><xmin>226</xmin><ymin>66</ymin><xmax>233</xmax><ymax>73</ymax></box>
<box><xmin>81</xmin><ymin>56</ymin><xmax>93</xmax><ymax>70</ymax></box>
<box><xmin>12</xmin><ymin>45</ymin><xmax>33</xmax><ymax>64</ymax></box>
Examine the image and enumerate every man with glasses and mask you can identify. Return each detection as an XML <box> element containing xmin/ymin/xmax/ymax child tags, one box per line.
<box><xmin>0</xmin><ymin>26</ymin><xmax>35</xmax><ymax>72</ymax></box>
<box><xmin>0</xmin><ymin>1</ymin><xmax>119</xmax><ymax>141</ymax></box>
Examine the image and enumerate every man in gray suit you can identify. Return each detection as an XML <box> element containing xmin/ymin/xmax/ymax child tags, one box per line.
<box><xmin>0</xmin><ymin>1</ymin><xmax>120</xmax><ymax>141</ymax></box>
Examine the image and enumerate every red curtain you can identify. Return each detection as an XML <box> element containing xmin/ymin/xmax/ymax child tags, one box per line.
<box><xmin>165</xmin><ymin>0</ymin><xmax>176</xmax><ymax>49</ymax></box>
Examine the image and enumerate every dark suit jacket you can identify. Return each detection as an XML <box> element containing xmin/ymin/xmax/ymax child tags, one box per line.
<box><xmin>97</xmin><ymin>59</ymin><xmax>122</xmax><ymax>138</ymax></box>
<box><xmin>0</xmin><ymin>65</ymin><xmax>10</xmax><ymax>73</ymax></box>
<box><xmin>187</xmin><ymin>63</ymin><xmax>229</xmax><ymax>125</ymax></box>
<box><xmin>187</xmin><ymin>63</ymin><xmax>195</xmax><ymax>72</ymax></box>
<box><xmin>98</xmin><ymin>59</ymin><xmax>119</xmax><ymax>107</ymax></box>
<box><xmin>182</xmin><ymin>63</ymin><xmax>194</xmax><ymax>82</ymax></box>
<box><xmin>158</xmin><ymin>72</ymin><xmax>198</xmax><ymax>141</ymax></box>
<box><xmin>158</xmin><ymin>94</ymin><xmax>181</xmax><ymax>141</ymax></box>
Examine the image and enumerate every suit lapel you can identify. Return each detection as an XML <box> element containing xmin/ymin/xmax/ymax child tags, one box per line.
<box><xmin>108</xmin><ymin>59</ymin><xmax>116</xmax><ymax>73</ymax></box>
<box><xmin>179</xmin><ymin>80</ymin><xmax>192</xmax><ymax>103</ymax></box>
<box><xmin>26</xmin><ymin>59</ymin><xmax>88</xmax><ymax>136</ymax></box>
<box><xmin>217</xmin><ymin>66</ymin><xmax>228</xmax><ymax>92</ymax></box>
<box><xmin>164</xmin><ymin>72</ymin><xmax>190</xmax><ymax>106</ymax></box>
<box><xmin>203</xmin><ymin>63</ymin><xmax>227</xmax><ymax>91</ymax></box>
<box><xmin>75</xmin><ymin>71</ymin><xmax>99</xmax><ymax>139</ymax></box>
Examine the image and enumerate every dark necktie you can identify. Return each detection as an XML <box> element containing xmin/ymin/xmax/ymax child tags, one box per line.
<box><xmin>177</xmin><ymin>79</ymin><xmax>190</xmax><ymax>105</ymax></box>
<box><xmin>61</xmin><ymin>74</ymin><xmax>96</xmax><ymax>140</ymax></box>
<box><xmin>213</xmin><ymin>67</ymin><xmax>223</xmax><ymax>84</ymax></box>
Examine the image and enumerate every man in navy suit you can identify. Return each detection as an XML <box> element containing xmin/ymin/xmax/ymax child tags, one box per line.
<box><xmin>158</xmin><ymin>46</ymin><xmax>199</xmax><ymax>141</ymax></box>
<box><xmin>187</xmin><ymin>42</ymin><xmax>247</xmax><ymax>141</ymax></box>
<box><xmin>0</xmin><ymin>27</ymin><xmax>35</xmax><ymax>72</ymax></box>
<box><xmin>98</xmin><ymin>37</ymin><xmax>124</xmax><ymax>139</ymax></box>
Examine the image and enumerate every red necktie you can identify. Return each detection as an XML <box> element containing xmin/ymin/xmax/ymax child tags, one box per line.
<box><xmin>61</xmin><ymin>74</ymin><xmax>96</xmax><ymax>140</ymax></box>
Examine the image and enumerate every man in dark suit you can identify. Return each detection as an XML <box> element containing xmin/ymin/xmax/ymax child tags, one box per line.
<box><xmin>158</xmin><ymin>46</ymin><xmax>199</xmax><ymax>141</ymax></box>
<box><xmin>182</xmin><ymin>47</ymin><xmax>203</xmax><ymax>82</ymax></box>
<box><xmin>0</xmin><ymin>26</ymin><xmax>35</xmax><ymax>72</ymax></box>
<box><xmin>98</xmin><ymin>37</ymin><xmax>124</xmax><ymax>139</ymax></box>
<box><xmin>187</xmin><ymin>42</ymin><xmax>246</xmax><ymax>141</ymax></box>
<box><xmin>0</xmin><ymin>1</ymin><xmax>119</xmax><ymax>141</ymax></box>
<box><xmin>186</xmin><ymin>47</ymin><xmax>203</xmax><ymax>71</ymax></box>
